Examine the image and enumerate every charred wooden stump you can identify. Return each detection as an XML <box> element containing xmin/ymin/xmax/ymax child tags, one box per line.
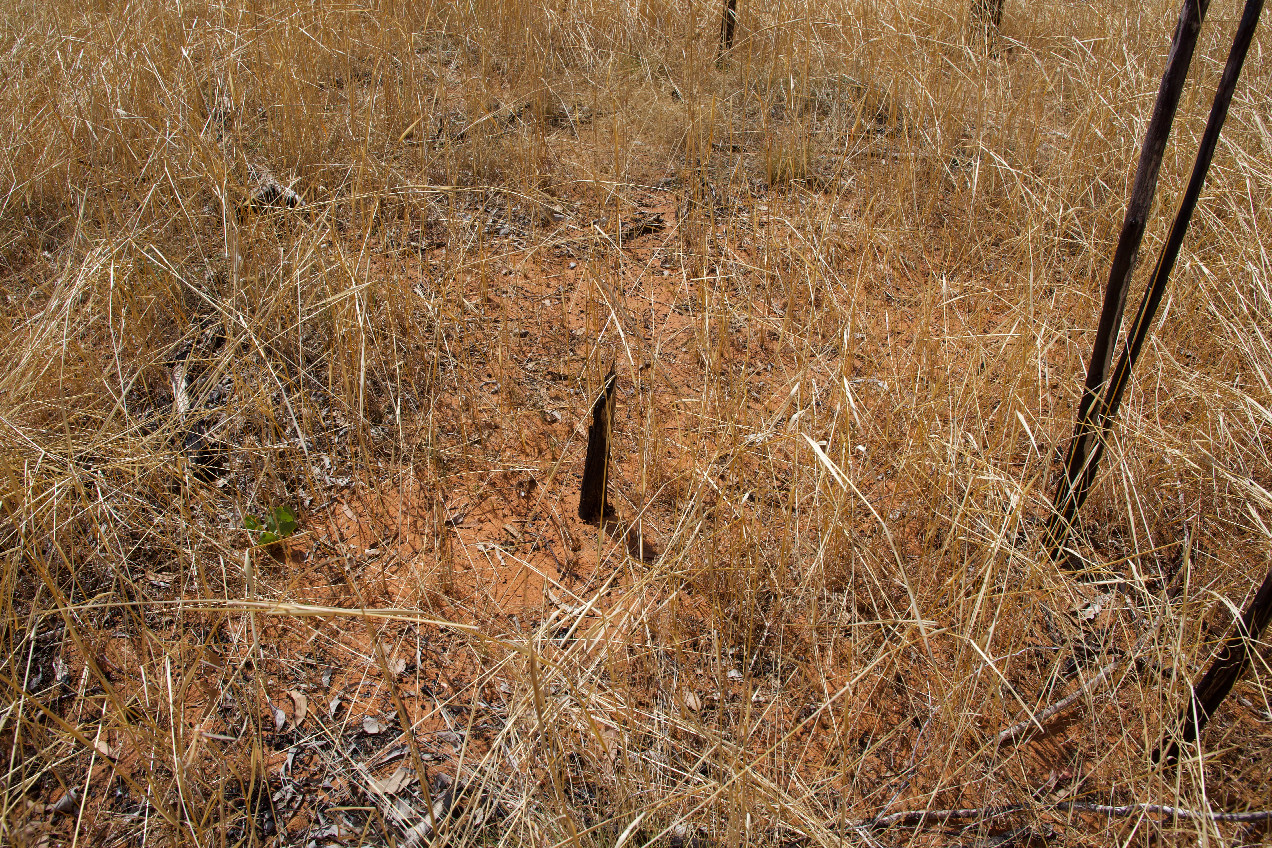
<box><xmin>578</xmin><ymin>364</ymin><xmax>618</xmax><ymax>525</ymax></box>
<box><xmin>576</xmin><ymin>363</ymin><xmax>663</xmax><ymax>562</ymax></box>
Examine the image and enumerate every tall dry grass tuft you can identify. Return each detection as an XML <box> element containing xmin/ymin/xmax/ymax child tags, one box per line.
<box><xmin>1</xmin><ymin>0</ymin><xmax>1270</xmax><ymax>845</ymax></box>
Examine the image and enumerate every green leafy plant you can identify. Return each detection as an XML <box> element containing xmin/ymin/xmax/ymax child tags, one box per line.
<box><xmin>245</xmin><ymin>506</ymin><xmax>298</xmax><ymax>546</ymax></box>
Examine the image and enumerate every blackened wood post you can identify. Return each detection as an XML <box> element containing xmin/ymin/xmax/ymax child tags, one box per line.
<box><xmin>1044</xmin><ymin>0</ymin><xmax>1210</xmax><ymax>564</ymax></box>
<box><xmin>1156</xmin><ymin>560</ymin><xmax>1272</xmax><ymax>764</ymax></box>
<box><xmin>719</xmin><ymin>0</ymin><xmax>738</xmax><ymax>56</ymax></box>
<box><xmin>579</xmin><ymin>364</ymin><xmax>618</xmax><ymax>524</ymax></box>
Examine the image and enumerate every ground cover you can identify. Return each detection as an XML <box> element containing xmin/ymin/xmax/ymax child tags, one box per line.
<box><xmin>2</xmin><ymin>0</ymin><xmax>1271</xmax><ymax>845</ymax></box>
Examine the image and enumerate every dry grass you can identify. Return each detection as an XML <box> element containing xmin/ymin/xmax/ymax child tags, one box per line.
<box><xmin>2</xmin><ymin>0</ymin><xmax>1271</xmax><ymax>845</ymax></box>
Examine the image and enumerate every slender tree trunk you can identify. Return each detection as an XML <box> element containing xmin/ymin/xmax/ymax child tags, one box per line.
<box><xmin>1054</xmin><ymin>0</ymin><xmax>1262</xmax><ymax>569</ymax></box>
<box><xmin>972</xmin><ymin>0</ymin><xmax>1005</xmax><ymax>29</ymax></box>
<box><xmin>719</xmin><ymin>0</ymin><xmax>738</xmax><ymax>56</ymax></box>
<box><xmin>1044</xmin><ymin>0</ymin><xmax>1209</xmax><ymax>564</ymax></box>
<box><xmin>1157</xmin><ymin>560</ymin><xmax>1272</xmax><ymax>764</ymax></box>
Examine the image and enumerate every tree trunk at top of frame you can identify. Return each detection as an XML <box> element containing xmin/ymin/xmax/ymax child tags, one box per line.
<box><xmin>972</xmin><ymin>0</ymin><xmax>1005</xmax><ymax>29</ymax></box>
<box><xmin>719</xmin><ymin>0</ymin><xmax>739</xmax><ymax>56</ymax></box>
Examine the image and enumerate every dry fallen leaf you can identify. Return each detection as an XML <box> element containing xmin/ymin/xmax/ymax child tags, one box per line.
<box><xmin>370</xmin><ymin>766</ymin><xmax>414</xmax><ymax>796</ymax></box>
<box><xmin>49</xmin><ymin>789</ymin><xmax>79</xmax><ymax>816</ymax></box>
<box><xmin>599</xmin><ymin>726</ymin><xmax>623</xmax><ymax>762</ymax></box>
<box><xmin>389</xmin><ymin>657</ymin><xmax>407</xmax><ymax>677</ymax></box>
<box><xmin>683</xmin><ymin>691</ymin><xmax>702</xmax><ymax>712</ymax></box>
<box><xmin>363</xmin><ymin>716</ymin><xmax>385</xmax><ymax>735</ymax></box>
<box><xmin>272</xmin><ymin>706</ymin><xmax>286</xmax><ymax>733</ymax></box>
<box><xmin>288</xmin><ymin>690</ymin><xmax>308</xmax><ymax>729</ymax></box>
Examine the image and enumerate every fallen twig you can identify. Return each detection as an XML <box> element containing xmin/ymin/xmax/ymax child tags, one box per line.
<box><xmin>870</xmin><ymin>805</ymin><xmax>1028</xmax><ymax>828</ymax></box>
<box><xmin>870</xmin><ymin>800</ymin><xmax>1272</xmax><ymax>829</ymax></box>
<box><xmin>996</xmin><ymin>658</ymin><xmax>1119</xmax><ymax>745</ymax></box>
<box><xmin>999</xmin><ymin>598</ymin><xmax>1174</xmax><ymax>746</ymax></box>
<box><xmin>1065</xmin><ymin>802</ymin><xmax>1272</xmax><ymax>823</ymax></box>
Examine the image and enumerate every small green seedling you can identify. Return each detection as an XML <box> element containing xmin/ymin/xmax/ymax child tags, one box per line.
<box><xmin>245</xmin><ymin>506</ymin><xmax>298</xmax><ymax>546</ymax></box>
